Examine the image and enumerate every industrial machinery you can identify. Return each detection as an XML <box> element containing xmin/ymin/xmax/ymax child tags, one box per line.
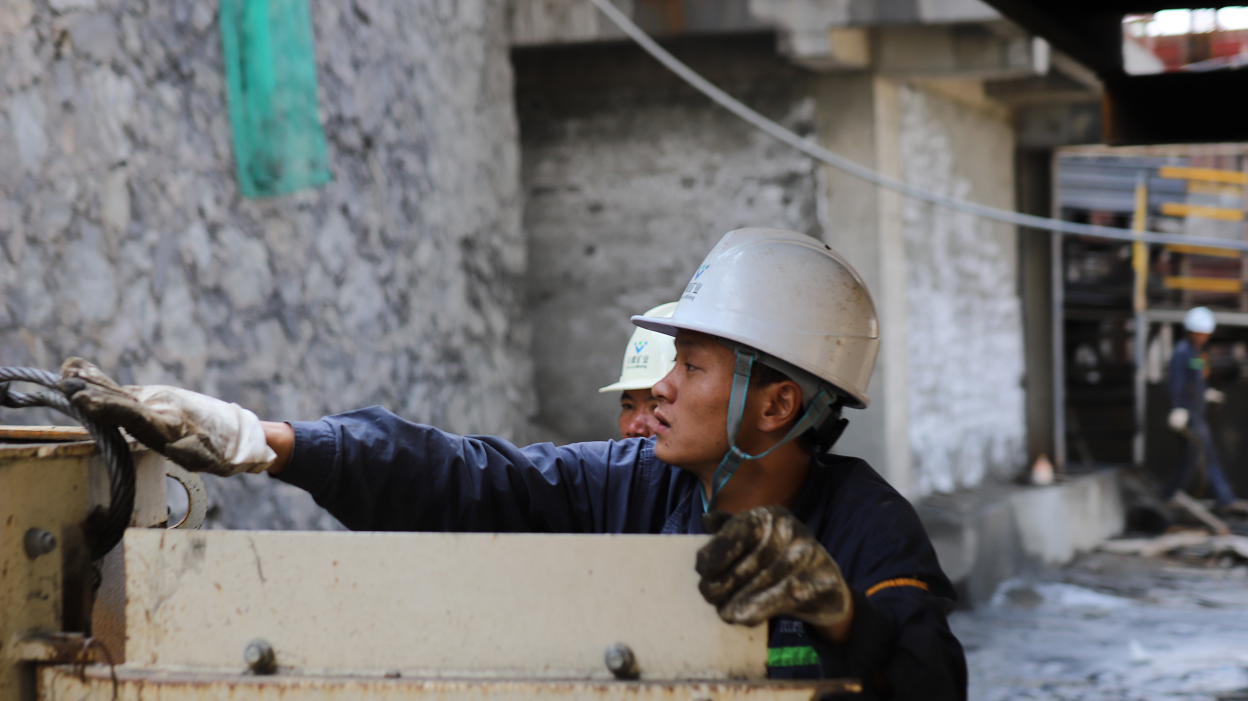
<box><xmin>1</xmin><ymin>425</ymin><xmax>858</xmax><ymax>701</ymax></box>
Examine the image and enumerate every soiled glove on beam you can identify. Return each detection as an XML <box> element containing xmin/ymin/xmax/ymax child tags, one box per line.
<box><xmin>697</xmin><ymin>505</ymin><xmax>851</xmax><ymax>628</ymax></box>
<box><xmin>60</xmin><ymin>358</ymin><xmax>276</xmax><ymax>477</ymax></box>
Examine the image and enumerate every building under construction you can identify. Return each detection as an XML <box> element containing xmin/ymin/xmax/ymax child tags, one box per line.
<box><xmin>3</xmin><ymin>0</ymin><xmax>1248</xmax><ymax>699</ymax></box>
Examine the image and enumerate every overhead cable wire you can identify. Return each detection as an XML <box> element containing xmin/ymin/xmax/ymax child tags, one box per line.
<box><xmin>587</xmin><ymin>0</ymin><xmax>1248</xmax><ymax>253</ymax></box>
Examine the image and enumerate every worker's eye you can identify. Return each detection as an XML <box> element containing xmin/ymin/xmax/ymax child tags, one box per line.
<box><xmin>684</xmin><ymin>362</ymin><xmax>697</xmax><ymax>372</ymax></box>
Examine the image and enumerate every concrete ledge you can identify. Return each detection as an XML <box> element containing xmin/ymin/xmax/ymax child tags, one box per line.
<box><xmin>917</xmin><ymin>471</ymin><xmax>1124</xmax><ymax>607</ymax></box>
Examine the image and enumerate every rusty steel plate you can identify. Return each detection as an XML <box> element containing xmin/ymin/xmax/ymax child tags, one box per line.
<box><xmin>40</xmin><ymin>665</ymin><xmax>861</xmax><ymax>701</ymax></box>
<box><xmin>1</xmin><ymin>429</ymin><xmax>169</xmax><ymax>701</ymax></box>
<box><xmin>0</xmin><ymin>425</ymin><xmax>91</xmax><ymax>442</ymax></box>
<box><xmin>0</xmin><ymin>425</ymin><xmax>135</xmax><ymax>462</ymax></box>
<box><xmin>118</xmin><ymin>530</ymin><xmax>768</xmax><ymax>680</ymax></box>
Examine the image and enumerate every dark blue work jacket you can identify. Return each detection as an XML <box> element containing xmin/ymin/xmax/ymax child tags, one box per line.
<box><xmin>277</xmin><ymin>406</ymin><xmax>966</xmax><ymax>700</ymax></box>
<box><xmin>1168</xmin><ymin>338</ymin><xmax>1207</xmax><ymax>420</ymax></box>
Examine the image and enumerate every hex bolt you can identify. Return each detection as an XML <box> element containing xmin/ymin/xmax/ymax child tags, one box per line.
<box><xmin>604</xmin><ymin>642</ymin><xmax>639</xmax><ymax>680</ymax></box>
<box><xmin>244</xmin><ymin>639</ymin><xmax>277</xmax><ymax>675</ymax></box>
<box><xmin>23</xmin><ymin>528</ymin><xmax>57</xmax><ymax>559</ymax></box>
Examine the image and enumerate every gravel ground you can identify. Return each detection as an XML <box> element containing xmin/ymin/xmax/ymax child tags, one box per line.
<box><xmin>951</xmin><ymin>551</ymin><xmax>1248</xmax><ymax>701</ymax></box>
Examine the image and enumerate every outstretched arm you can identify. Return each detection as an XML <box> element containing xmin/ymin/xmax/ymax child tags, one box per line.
<box><xmin>266</xmin><ymin>406</ymin><xmax>658</xmax><ymax>534</ymax></box>
<box><xmin>61</xmin><ymin>359</ymin><xmax>669</xmax><ymax>535</ymax></box>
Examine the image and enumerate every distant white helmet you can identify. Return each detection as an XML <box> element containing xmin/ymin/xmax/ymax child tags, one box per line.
<box><xmin>1185</xmin><ymin>306</ymin><xmax>1216</xmax><ymax>334</ymax></box>
<box><xmin>632</xmin><ymin>228</ymin><xmax>879</xmax><ymax>409</ymax></box>
<box><xmin>599</xmin><ymin>302</ymin><xmax>678</xmax><ymax>393</ymax></box>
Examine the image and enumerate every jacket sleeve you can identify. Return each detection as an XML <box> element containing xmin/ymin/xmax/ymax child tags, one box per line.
<box><xmin>274</xmin><ymin>406</ymin><xmax>655</xmax><ymax>533</ymax></box>
<box><xmin>1169</xmin><ymin>344</ymin><xmax>1191</xmax><ymax>410</ymax></box>
<box><xmin>805</xmin><ymin>541</ymin><xmax>966</xmax><ymax>700</ymax></box>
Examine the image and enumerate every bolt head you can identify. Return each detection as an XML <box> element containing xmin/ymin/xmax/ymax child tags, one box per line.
<box><xmin>604</xmin><ymin>642</ymin><xmax>638</xmax><ymax>679</ymax></box>
<box><xmin>244</xmin><ymin>639</ymin><xmax>276</xmax><ymax>674</ymax></box>
<box><xmin>24</xmin><ymin>528</ymin><xmax>57</xmax><ymax>559</ymax></box>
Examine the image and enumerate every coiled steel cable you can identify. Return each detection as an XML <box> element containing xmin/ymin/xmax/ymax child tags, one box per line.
<box><xmin>0</xmin><ymin>367</ymin><xmax>135</xmax><ymax>559</ymax></box>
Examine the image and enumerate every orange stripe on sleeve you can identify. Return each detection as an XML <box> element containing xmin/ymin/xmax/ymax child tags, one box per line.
<box><xmin>865</xmin><ymin>577</ymin><xmax>929</xmax><ymax>597</ymax></box>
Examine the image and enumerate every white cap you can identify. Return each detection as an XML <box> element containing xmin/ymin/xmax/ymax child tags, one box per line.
<box><xmin>598</xmin><ymin>302</ymin><xmax>679</xmax><ymax>393</ymax></box>
<box><xmin>632</xmin><ymin>228</ymin><xmax>879</xmax><ymax>409</ymax></box>
<box><xmin>1185</xmin><ymin>306</ymin><xmax>1216</xmax><ymax>334</ymax></box>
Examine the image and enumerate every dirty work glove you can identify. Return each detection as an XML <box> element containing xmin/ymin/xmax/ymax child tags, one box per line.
<box><xmin>1168</xmin><ymin>407</ymin><xmax>1190</xmax><ymax>432</ymax></box>
<box><xmin>1205</xmin><ymin>388</ymin><xmax>1226</xmax><ymax>404</ymax></box>
<box><xmin>59</xmin><ymin>358</ymin><xmax>276</xmax><ymax>477</ymax></box>
<box><xmin>697</xmin><ymin>505</ymin><xmax>851</xmax><ymax>629</ymax></box>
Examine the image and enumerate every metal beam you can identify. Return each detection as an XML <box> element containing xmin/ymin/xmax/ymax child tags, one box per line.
<box><xmin>116</xmin><ymin>530</ymin><xmax>766</xmax><ymax>680</ymax></box>
<box><xmin>1015</xmin><ymin>102</ymin><xmax>1102</xmax><ymax>149</ymax></box>
<box><xmin>41</xmin><ymin>666</ymin><xmax>857</xmax><ymax>701</ymax></box>
<box><xmin>972</xmin><ymin>0</ymin><xmax>1123</xmax><ymax>76</ymax></box>
<box><xmin>1104</xmin><ymin>71</ymin><xmax>1248</xmax><ymax>144</ymax></box>
<box><xmin>1</xmin><ymin>438</ymin><xmax>169</xmax><ymax>701</ymax></box>
<box><xmin>1144</xmin><ymin>308</ymin><xmax>1248</xmax><ymax>327</ymax></box>
<box><xmin>876</xmin><ymin>23</ymin><xmax>1050</xmax><ymax>79</ymax></box>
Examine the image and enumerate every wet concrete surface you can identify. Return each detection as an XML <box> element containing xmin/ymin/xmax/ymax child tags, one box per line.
<box><xmin>951</xmin><ymin>551</ymin><xmax>1248</xmax><ymax>701</ymax></box>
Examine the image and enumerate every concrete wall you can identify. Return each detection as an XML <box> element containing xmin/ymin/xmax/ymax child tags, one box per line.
<box><xmin>896</xmin><ymin>83</ymin><xmax>1027</xmax><ymax>494</ymax></box>
<box><xmin>518</xmin><ymin>38</ymin><xmax>1027</xmax><ymax>498</ymax></box>
<box><xmin>918</xmin><ymin>470</ymin><xmax>1124</xmax><ymax>606</ymax></box>
<box><xmin>0</xmin><ymin>0</ymin><xmax>532</xmax><ymax>528</ymax></box>
<box><xmin>812</xmin><ymin>76</ymin><xmax>1026</xmax><ymax>498</ymax></box>
<box><xmin>516</xmin><ymin>36</ymin><xmax>825</xmax><ymax>442</ymax></box>
<box><xmin>0</xmin><ymin>0</ymin><xmax>1033</xmax><ymax>528</ymax></box>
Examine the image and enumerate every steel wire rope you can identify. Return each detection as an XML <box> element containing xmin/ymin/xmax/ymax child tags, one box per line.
<box><xmin>0</xmin><ymin>367</ymin><xmax>135</xmax><ymax>559</ymax></box>
<box><xmin>587</xmin><ymin>0</ymin><xmax>1248</xmax><ymax>253</ymax></box>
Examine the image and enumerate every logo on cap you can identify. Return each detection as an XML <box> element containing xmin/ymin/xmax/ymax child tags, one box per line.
<box><xmin>633</xmin><ymin>340</ymin><xmax>648</xmax><ymax>353</ymax></box>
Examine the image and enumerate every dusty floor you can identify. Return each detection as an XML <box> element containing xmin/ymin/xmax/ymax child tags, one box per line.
<box><xmin>951</xmin><ymin>551</ymin><xmax>1248</xmax><ymax>701</ymax></box>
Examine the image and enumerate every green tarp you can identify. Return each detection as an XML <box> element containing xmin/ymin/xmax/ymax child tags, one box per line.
<box><xmin>220</xmin><ymin>0</ymin><xmax>332</xmax><ymax>198</ymax></box>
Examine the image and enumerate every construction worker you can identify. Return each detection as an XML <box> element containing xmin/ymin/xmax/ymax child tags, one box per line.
<box><xmin>1163</xmin><ymin>306</ymin><xmax>1238</xmax><ymax>511</ymax></box>
<box><xmin>61</xmin><ymin>228</ymin><xmax>966</xmax><ymax>698</ymax></box>
<box><xmin>599</xmin><ymin>302</ymin><xmax>678</xmax><ymax>439</ymax></box>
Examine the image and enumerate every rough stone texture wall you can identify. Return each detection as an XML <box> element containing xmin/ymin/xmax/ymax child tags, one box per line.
<box><xmin>0</xmin><ymin>0</ymin><xmax>531</xmax><ymax>528</ymax></box>
<box><xmin>898</xmin><ymin>85</ymin><xmax>1026</xmax><ymax>495</ymax></box>
<box><xmin>515</xmin><ymin>36</ymin><xmax>824</xmax><ymax>442</ymax></box>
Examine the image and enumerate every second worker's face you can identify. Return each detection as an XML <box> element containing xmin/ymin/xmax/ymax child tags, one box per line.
<box><xmin>619</xmin><ymin>389</ymin><xmax>661</xmax><ymax>439</ymax></box>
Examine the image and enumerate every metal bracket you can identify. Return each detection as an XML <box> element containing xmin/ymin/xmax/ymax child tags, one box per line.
<box><xmin>6</xmin><ymin>633</ymin><xmax>103</xmax><ymax>664</ymax></box>
<box><xmin>165</xmin><ymin>462</ymin><xmax>207</xmax><ymax>530</ymax></box>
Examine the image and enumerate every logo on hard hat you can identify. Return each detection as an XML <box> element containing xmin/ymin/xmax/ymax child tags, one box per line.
<box><xmin>625</xmin><ymin>355</ymin><xmax>651</xmax><ymax>369</ymax></box>
<box><xmin>633</xmin><ymin>340</ymin><xmax>648</xmax><ymax>353</ymax></box>
<box><xmin>694</xmin><ymin>264</ymin><xmax>709</xmax><ymax>280</ymax></box>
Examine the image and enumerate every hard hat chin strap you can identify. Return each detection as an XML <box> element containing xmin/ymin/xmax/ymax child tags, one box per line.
<box><xmin>701</xmin><ymin>348</ymin><xmax>838</xmax><ymax>513</ymax></box>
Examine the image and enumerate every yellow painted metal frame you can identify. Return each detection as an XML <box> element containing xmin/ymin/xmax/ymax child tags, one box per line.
<box><xmin>1164</xmin><ymin>244</ymin><xmax>1242</xmax><ymax>259</ymax></box>
<box><xmin>1162</xmin><ymin>276</ymin><xmax>1243</xmax><ymax>293</ymax></box>
<box><xmin>1159</xmin><ymin>202</ymin><xmax>1245</xmax><ymax>222</ymax></box>
<box><xmin>1158</xmin><ymin>165</ymin><xmax>1248</xmax><ymax>186</ymax></box>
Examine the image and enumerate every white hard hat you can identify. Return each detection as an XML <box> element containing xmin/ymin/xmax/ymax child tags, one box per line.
<box><xmin>598</xmin><ymin>302</ymin><xmax>678</xmax><ymax>393</ymax></box>
<box><xmin>1185</xmin><ymin>306</ymin><xmax>1216</xmax><ymax>334</ymax></box>
<box><xmin>633</xmin><ymin>228</ymin><xmax>879</xmax><ymax>409</ymax></box>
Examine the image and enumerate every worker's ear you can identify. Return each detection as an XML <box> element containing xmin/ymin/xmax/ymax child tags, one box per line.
<box><xmin>754</xmin><ymin>380</ymin><xmax>803</xmax><ymax>434</ymax></box>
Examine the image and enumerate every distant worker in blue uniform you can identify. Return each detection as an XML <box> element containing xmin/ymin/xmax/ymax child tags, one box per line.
<box><xmin>61</xmin><ymin>228</ymin><xmax>967</xmax><ymax>699</ymax></box>
<box><xmin>599</xmin><ymin>302</ymin><xmax>678</xmax><ymax>439</ymax></box>
<box><xmin>1164</xmin><ymin>306</ymin><xmax>1238</xmax><ymax>512</ymax></box>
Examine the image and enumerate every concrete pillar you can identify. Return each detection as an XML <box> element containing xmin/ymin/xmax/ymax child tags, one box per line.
<box><xmin>1016</xmin><ymin>148</ymin><xmax>1056</xmax><ymax>463</ymax></box>
<box><xmin>812</xmin><ymin>75</ymin><xmax>913</xmax><ymax>497</ymax></box>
